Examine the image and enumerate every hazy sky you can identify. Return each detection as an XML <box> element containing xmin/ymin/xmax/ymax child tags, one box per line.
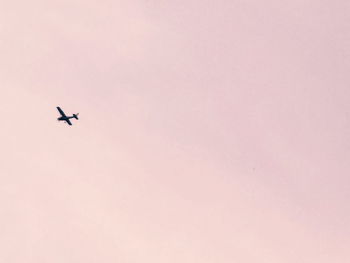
<box><xmin>1</xmin><ymin>1</ymin><xmax>350</xmax><ymax>262</ymax></box>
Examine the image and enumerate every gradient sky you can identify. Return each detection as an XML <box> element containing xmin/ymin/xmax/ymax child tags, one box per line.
<box><xmin>1</xmin><ymin>1</ymin><xmax>350</xmax><ymax>262</ymax></box>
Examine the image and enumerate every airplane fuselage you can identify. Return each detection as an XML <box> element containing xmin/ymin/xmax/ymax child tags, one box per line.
<box><xmin>58</xmin><ymin>116</ymin><xmax>74</xmax><ymax>121</ymax></box>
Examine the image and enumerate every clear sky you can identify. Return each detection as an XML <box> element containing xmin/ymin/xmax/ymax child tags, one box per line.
<box><xmin>1</xmin><ymin>1</ymin><xmax>350</xmax><ymax>262</ymax></box>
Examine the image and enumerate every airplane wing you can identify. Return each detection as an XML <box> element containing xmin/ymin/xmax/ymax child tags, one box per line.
<box><xmin>57</xmin><ymin>107</ymin><xmax>67</xmax><ymax>117</ymax></box>
<box><xmin>65</xmin><ymin>119</ymin><xmax>72</xmax><ymax>126</ymax></box>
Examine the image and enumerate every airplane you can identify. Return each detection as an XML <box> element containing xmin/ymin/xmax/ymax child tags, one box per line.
<box><xmin>57</xmin><ymin>106</ymin><xmax>79</xmax><ymax>126</ymax></box>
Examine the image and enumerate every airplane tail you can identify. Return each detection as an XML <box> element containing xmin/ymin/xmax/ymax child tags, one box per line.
<box><xmin>73</xmin><ymin>113</ymin><xmax>79</xmax><ymax>120</ymax></box>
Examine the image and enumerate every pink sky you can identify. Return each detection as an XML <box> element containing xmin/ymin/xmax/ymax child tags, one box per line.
<box><xmin>1</xmin><ymin>0</ymin><xmax>350</xmax><ymax>262</ymax></box>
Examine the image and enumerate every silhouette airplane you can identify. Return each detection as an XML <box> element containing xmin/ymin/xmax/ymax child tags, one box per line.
<box><xmin>57</xmin><ymin>106</ymin><xmax>79</xmax><ymax>126</ymax></box>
